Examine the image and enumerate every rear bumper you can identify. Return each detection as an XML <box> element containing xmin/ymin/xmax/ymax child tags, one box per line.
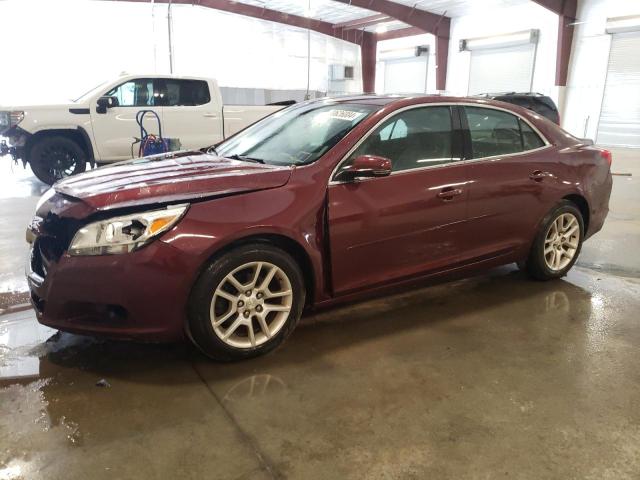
<box><xmin>27</xmin><ymin>239</ymin><xmax>200</xmax><ymax>342</ymax></box>
<box><xmin>585</xmin><ymin>171</ymin><xmax>613</xmax><ymax>240</ymax></box>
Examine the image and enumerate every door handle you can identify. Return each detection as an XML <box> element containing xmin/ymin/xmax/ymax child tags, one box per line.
<box><xmin>437</xmin><ymin>187</ymin><xmax>463</xmax><ymax>201</ymax></box>
<box><xmin>203</xmin><ymin>113</ymin><xmax>217</xmax><ymax>118</ymax></box>
<box><xmin>529</xmin><ymin>170</ymin><xmax>552</xmax><ymax>182</ymax></box>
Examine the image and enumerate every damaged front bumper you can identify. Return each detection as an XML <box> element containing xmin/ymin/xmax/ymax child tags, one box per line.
<box><xmin>0</xmin><ymin>127</ymin><xmax>28</xmax><ymax>164</ymax></box>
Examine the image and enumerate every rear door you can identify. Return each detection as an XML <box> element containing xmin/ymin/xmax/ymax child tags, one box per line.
<box><xmin>462</xmin><ymin>105</ymin><xmax>557</xmax><ymax>260</ymax></box>
<box><xmin>158</xmin><ymin>79</ymin><xmax>223</xmax><ymax>150</ymax></box>
<box><xmin>328</xmin><ymin>105</ymin><xmax>469</xmax><ymax>294</ymax></box>
<box><xmin>91</xmin><ymin>77</ymin><xmax>160</xmax><ymax>161</ymax></box>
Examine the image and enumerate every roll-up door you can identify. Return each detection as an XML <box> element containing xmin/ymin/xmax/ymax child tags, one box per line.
<box><xmin>597</xmin><ymin>32</ymin><xmax>640</xmax><ymax>147</ymax></box>
<box><xmin>468</xmin><ymin>44</ymin><xmax>536</xmax><ymax>95</ymax></box>
<box><xmin>383</xmin><ymin>56</ymin><xmax>428</xmax><ymax>94</ymax></box>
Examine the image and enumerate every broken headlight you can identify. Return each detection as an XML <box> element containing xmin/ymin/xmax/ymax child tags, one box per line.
<box><xmin>0</xmin><ymin>110</ymin><xmax>24</xmax><ymax>133</ymax></box>
<box><xmin>68</xmin><ymin>204</ymin><xmax>188</xmax><ymax>256</ymax></box>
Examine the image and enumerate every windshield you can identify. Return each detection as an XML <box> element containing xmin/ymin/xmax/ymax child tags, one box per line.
<box><xmin>215</xmin><ymin>102</ymin><xmax>378</xmax><ymax>166</ymax></box>
<box><xmin>73</xmin><ymin>81</ymin><xmax>108</xmax><ymax>103</ymax></box>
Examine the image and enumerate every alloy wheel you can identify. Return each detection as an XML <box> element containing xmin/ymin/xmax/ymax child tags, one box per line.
<box><xmin>210</xmin><ymin>261</ymin><xmax>293</xmax><ymax>349</ymax></box>
<box><xmin>42</xmin><ymin>145</ymin><xmax>80</xmax><ymax>180</ymax></box>
<box><xmin>543</xmin><ymin>212</ymin><xmax>580</xmax><ymax>271</ymax></box>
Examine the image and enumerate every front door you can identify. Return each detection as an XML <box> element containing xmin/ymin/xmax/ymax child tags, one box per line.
<box><xmin>328</xmin><ymin>105</ymin><xmax>469</xmax><ymax>294</ymax></box>
<box><xmin>91</xmin><ymin>78</ymin><xmax>161</xmax><ymax>162</ymax></box>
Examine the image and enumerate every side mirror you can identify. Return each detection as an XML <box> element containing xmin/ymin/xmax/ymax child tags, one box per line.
<box><xmin>335</xmin><ymin>155</ymin><xmax>392</xmax><ymax>182</ymax></box>
<box><xmin>96</xmin><ymin>96</ymin><xmax>118</xmax><ymax>114</ymax></box>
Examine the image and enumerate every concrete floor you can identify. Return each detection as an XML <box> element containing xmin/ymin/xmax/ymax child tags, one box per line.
<box><xmin>0</xmin><ymin>150</ymin><xmax>639</xmax><ymax>479</ymax></box>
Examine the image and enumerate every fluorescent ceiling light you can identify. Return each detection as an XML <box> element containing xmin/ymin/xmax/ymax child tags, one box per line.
<box><xmin>460</xmin><ymin>29</ymin><xmax>538</xmax><ymax>51</ymax></box>
<box><xmin>606</xmin><ymin>15</ymin><xmax>640</xmax><ymax>34</ymax></box>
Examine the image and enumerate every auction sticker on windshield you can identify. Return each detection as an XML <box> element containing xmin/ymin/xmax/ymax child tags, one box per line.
<box><xmin>328</xmin><ymin>110</ymin><xmax>365</xmax><ymax>121</ymax></box>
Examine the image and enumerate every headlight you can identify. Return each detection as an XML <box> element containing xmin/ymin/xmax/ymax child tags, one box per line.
<box><xmin>10</xmin><ymin>111</ymin><xmax>24</xmax><ymax>127</ymax></box>
<box><xmin>0</xmin><ymin>111</ymin><xmax>24</xmax><ymax>131</ymax></box>
<box><xmin>69</xmin><ymin>204</ymin><xmax>188</xmax><ymax>256</ymax></box>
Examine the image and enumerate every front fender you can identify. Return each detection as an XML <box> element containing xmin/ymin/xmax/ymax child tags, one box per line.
<box><xmin>160</xmin><ymin>187</ymin><xmax>328</xmax><ymax>304</ymax></box>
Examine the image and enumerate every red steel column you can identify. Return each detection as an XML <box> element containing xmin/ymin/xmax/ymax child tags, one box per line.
<box><xmin>435</xmin><ymin>34</ymin><xmax>449</xmax><ymax>91</ymax></box>
<box><xmin>361</xmin><ymin>32</ymin><xmax>377</xmax><ymax>93</ymax></box>
<box><xmin>556</xmin><ymin>12</ymin><xmax>576</xmax><ymax>86</ymax></box>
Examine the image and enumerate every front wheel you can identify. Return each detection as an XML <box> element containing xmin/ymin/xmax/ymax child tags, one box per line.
<box><xmin>188</xmin><ymin>244</ymin><xmax>305</xmax><ymax>361</ymax></box>
<box><xmin>526</xmin><ymin>200</ymin><xmax>584</xmax><ymax>280</ymax></box>
<box><xmin>29</xmin><ymin>136</ymin><xmax>87</xmax><ymax>185</ymax></box>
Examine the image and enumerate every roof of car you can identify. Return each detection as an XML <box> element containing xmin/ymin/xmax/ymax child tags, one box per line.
<box><xmin>316</xmin><ymin>94</ymin><xmax>506</xmax><ymax>108</ymax></box>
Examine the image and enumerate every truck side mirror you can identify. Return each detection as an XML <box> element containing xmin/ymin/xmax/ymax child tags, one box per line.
<box><xmin>96</xmin><ymin>96</ymin><xmax>118</xmax><ymax>114</ymax></box>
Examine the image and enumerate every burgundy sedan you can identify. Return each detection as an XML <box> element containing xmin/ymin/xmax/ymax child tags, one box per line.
<box><xmin>26</xmin><ymin>95</ymin><xmax>612</xmax><ymax>360</ymax></box>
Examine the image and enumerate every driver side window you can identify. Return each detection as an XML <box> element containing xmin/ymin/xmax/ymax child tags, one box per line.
<box><xmin>341</xmin><ymin>106</ymin><xmax>455</xmax><ymax>174</ymax></box>
<box><xmin>105</xmin><ymin>79</ymin><xmax>156</xmax><ymax>107</ymax></box>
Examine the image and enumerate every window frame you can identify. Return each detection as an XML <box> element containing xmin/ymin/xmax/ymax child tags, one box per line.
<box><xmin>329</xmin><ymin>102</ymin><xmax>550</xmax><ymax>185</ymax></box>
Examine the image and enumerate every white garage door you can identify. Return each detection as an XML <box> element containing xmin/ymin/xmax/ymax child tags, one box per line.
<box><xmin>383</xmin><ymin>56</ymin><xmax>428</xmax><ymax>94</ymax></box>
<box><xmin>468</xmin><ymin>44</ymin><xmax>536</xmax><ymax>95</ymax></box>
<box><xmin>597</xmin><ymin>32</ymin><xmax>640</xmax><ymax>147</ymax></box>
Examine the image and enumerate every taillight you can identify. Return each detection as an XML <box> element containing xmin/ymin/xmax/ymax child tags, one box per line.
<box><xmin>599</xmin><ymin>149</ymin><xmax>612</xmax><ymax>167</ymax></box>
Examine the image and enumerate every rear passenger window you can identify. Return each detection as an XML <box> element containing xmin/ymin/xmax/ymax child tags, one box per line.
<box><xmin>520</xmin><ymin>119</ymin><xmax>545</xmax><ymax>150</ymax></box>
<box><xmin>347</xmin><ymin>106</ymin><xmax>456</xmax><ymax>172</ymax></box>
<box><xmin>464</xmin><ymin>107</ymin><xmax>545</xmax><ymax>158</ymax></box>
<box><xmin>161</xmin><ymin>80</ymin><xmax>211</xmax><ymax>106</ymax></box>
<box><xmin>465</xmin><ymin>107</ymin><xmax>521</xmax><ymax>158</ymax></box>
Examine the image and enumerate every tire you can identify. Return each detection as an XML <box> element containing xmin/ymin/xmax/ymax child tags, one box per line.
<box><xmin>29</xmin><ymin>135</ymin><xmax>87</xmax><ymax>185</ymax></box>
<box><xmin>188</xmin><ymin>243</ymin><xmax>306</xmax><ymax>361</ymax></box>
<box><xmin>526</xmin><ymin>200</ymin><xmax>584</xmax><ymax>281</ymax></box>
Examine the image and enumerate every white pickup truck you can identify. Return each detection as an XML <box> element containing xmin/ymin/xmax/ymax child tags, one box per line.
<box><xmin>0</xmin><ymin>74</ymin><xmax>286</xmax><ymax>184</ymax></box>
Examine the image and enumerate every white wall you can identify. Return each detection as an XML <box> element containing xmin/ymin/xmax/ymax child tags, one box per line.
<box><xmin>563</xmin><ymin>0</ymin><xmax>640</xmax><ymax>139</ymax></box>
<box><xmin>375</xmin><ymin>34</ymin><xmax>436</xmax><ymax>94</ymax></box>
<box><xmin>0</xmin><ymin>0</ymin><xmax>361</xmax><ymax>105</ymax></box>
<box><xmin>446</xmin><ymin>3</ymin><xmax>558</xmax><ymax>99</ymax></box>
<box><xmin>374</xmin><ymin>3</ymin><xmax>558</xmax><ymax>99</ymax></box>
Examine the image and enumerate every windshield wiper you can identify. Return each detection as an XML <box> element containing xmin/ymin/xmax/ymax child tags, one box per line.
<box><xmin>225</xmin><ymin>154</ymin><xmax>265</xmax><ymax>164</ymax></box>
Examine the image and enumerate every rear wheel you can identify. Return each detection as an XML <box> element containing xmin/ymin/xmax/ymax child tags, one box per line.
<box><xmin>188</xmin><ymin>244</ymin><xmax>305</xmax><ymax>361</ymax></box>
<box><xmin>526</xmin><ymin>200</ymin><xmax>584</xmax><ymax>280</ymax></box>
<box><xmin>29</xmin><ymin>136</ymin><xmax>87</xmax><ymax>185</ymax></box>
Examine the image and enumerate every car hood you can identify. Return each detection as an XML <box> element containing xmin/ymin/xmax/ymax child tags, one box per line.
<box><xmin>53</xmin><ymin>151</ymin><xmax>293</xmax><ymax>211</ymax></box>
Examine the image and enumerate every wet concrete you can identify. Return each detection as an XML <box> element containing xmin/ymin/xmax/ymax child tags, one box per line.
<box><xmin>0</xmin><ymin>149</ymin><xmax>639</xmax><ymax>479</ymax></box>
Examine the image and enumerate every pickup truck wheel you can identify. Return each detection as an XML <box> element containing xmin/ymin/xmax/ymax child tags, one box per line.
<box><xmin>30</xmin><ymin>136</ymin><xmax>87</xmax><ymax>185</ymax></box>
<box><xmin>526</xmin><ymin>200</ymin><xmax>584</xmax><ymax>281</ymax></box>
<box><xmin>188</xmin><ymin>244</ymin><xmax>305</xmax><ymax>361</ymax></box>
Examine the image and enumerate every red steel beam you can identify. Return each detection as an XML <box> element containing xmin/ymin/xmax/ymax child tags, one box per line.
<box><xmin>334</xmin><ymin>14</ymin><xmax>390</xmax><ymax>30</ymax></box>
<box><xmin>376</xmin><ymin>26</ymin><xmax>424</xmax><ymax>41</ymax></box>
<box><xmin>332</xmin><ymin>0</ymin><xmax>449</xmax><ymax>37</ymax></box>
<box><xmin>332</xmin><ymin>0</ymin><xmax>450</xmax><ymax>90</ymax></box>
<box><xmin>532</xmin><ymin>0</ymin><xmax>578</xmax><ymax>86</ymax></box>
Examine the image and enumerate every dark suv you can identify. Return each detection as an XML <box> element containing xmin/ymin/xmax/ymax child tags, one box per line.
<box><xmin>474</xmin><ymin>92</ymin><xmax>560</xmax><ymax>124</ymax></box>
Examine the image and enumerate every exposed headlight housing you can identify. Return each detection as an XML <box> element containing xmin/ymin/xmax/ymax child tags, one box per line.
<box><xmin>69</xmin><ymin>204</ymin><xmax>188</xmax><ymax>256</ymax></box>
<box><xmin>35</xmin><ymin>188</ymin><xmax>56</xmax><ymax>213</ymax></box>
<box><xmin>0</xmin><ymin>110</ymin><xmax>25</xmax><ymax>133</ymax></box>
